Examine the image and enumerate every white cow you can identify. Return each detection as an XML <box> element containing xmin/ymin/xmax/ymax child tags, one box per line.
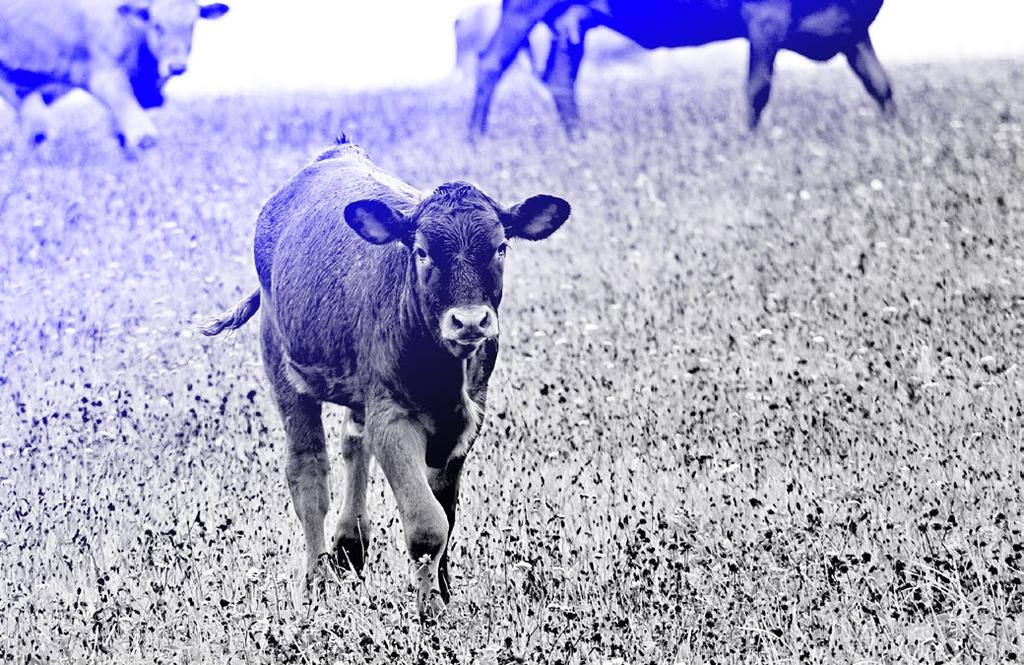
<box><xmin>0</xmin><ymin>0</ymin><xmax>228</xmax><ymax>151</ymax></box>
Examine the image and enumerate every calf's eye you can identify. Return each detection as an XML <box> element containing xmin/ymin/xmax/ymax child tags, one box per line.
<box><xmin>496</xmin><ymin>243</ymin><xmax>509</xmax><ymax>258</ymax></box>
<box><xmin>415</xmin><ymin>247</ymin><xmax>428</xmax><ymax>260</ymax></box>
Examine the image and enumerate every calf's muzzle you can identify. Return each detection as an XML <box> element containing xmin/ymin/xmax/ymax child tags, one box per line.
<box><xmin>441</xmin><ymin>305</ymin><xmax>498</xmax><ymax>349</ymax></box>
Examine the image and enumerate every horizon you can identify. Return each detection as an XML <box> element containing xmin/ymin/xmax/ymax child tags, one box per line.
<box><xmin>167</xmin><ymin>0</ymin><xmax>1024</xmax><ymax>97</ymax></box>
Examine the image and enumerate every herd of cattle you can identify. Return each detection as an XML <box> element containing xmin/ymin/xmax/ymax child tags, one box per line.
<box><xmin>1</xmin><ymin>0</ymin><xmax>894</xmax><ymax>151</ymax></box>
<box><xmin>6</xmin><ymin>0</ymin><xmax>898</xmax><ymax>618</ymax></box>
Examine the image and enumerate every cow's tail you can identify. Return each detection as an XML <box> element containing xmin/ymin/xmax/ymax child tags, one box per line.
<box><xmin>200</xmin><ymin>289</ymin><xmax>261</xmax><ymax>336</ymax></box>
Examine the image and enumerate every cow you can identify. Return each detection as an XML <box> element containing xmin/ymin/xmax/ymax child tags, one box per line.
<box><xmin>0</xmin><ymin>0</ymin><xmax>229</xmax><ymax>151</ymax></box>
<box><xmin>468</xmin><ymin>0</ymin><xmax>895</xmax><ymax>140</ymax></box>
<box><xmin>201</xmin><ymin>137</ymin><xmax>571</xmax><ymax>616</ymax></box>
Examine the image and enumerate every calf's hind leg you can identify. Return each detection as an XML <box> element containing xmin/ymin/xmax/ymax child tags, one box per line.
<box><xmin>261</xmin><ymin>323</ymin><xmax>332</xmax><ymax>583</ymax></box>
<box><xmin>333</xmin><ymin>411</ymin><xmax>371</xmax><ymax>574</ymax></box>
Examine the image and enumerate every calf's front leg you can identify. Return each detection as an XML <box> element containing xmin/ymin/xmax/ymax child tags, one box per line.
<box><xmin>428</xmin><ymin>456</ymin><xmax>465</xmax><ymax>603</ymax></box>
<box><xmin>369</xmin><ymin>410</ymin><xmax>449</xmax><ymax>617</ymax></box>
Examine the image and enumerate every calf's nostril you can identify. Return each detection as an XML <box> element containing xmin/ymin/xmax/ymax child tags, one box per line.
<box><xmin>479</xmin><ymin>311</ymin><xmax>490</xmax><ymax>329</ymax></box>
<box><xmin>450</xmin><ymin>314</ymin><xmax>464</xmax><ymax>330</ymax></box>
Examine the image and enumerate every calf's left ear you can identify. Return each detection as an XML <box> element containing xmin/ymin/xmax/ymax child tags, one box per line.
<box><xmin>503</xmin><ymin>195</ymin><xmax>570</xmax><ymax>240</ymax></box>
<box><xmin>344</xmin><ymin>199</ymin><xmax>412</xmax><ymax>245</ymax></box>
<box><xmin>199</xmin><ymin>3</ymin><xmax>230</xmax><ymax>19</ymax></box>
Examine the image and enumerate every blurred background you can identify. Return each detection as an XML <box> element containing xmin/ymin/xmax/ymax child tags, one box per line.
<box><xmin>170</xmin><ymin>0</ymin><xmax>1024</xmax><ymax>96</ymax></box>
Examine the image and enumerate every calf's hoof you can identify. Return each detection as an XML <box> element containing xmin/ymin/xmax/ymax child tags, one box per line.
<box><xmin>304</xmin><ymin>552</ymin><xmax>340</xmax><ymax>596</ymax></box>
<box><xmin>333</xmin><ymin>533</ymin><xmax>370</xmax><ymax>576</ymax></box>
<box><xmin>418</xmin><ymin>589</ymin><xmax>447</xmax><ymax>622</ymax></box>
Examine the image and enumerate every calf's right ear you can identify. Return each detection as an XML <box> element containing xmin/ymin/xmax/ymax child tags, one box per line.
<box><xmin>344</xmin><ymin>200</ymin><xmax>411</xmax><ymax>245</ymax></box>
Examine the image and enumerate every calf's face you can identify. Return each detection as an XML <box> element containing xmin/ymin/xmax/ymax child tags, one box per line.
<box><xmin>345</xmin><ymin>183</ymin><xmax>570</xmax><ymax>359</ymax></box>
<box><xmin>118</xmin><ymin>0</ymin><xmax>229</xmax><ymax>80</ymax></box>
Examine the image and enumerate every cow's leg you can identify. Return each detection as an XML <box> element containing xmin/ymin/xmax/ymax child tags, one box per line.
<box><xmin>468</xmin><ymin>0</ymin><xmax>556</xmax><ymax>140</ymax></box>
<box><xmin>0</xmin><ymin>77</ymin><xmax>21</xmax><ymax>113</ymax></box>
<box><xmin>260</xmin><ymin>320</ymin><xmax>333</xmax><ymax>586</ymax></box>
<box><xmin>88</xmin><ymin>67</ymin><xmax>158</xmax><ymax>152</ymax></box>
<box><xmin>0</xmin><ymin>81</ymin><xmax>24</xmax><ymax>150</ymax></box>
<box><xmin>428</xmin><ymin>456</ymin><xmax>465</xmax><ymax>603</ymax></box>
<box><xmin>525</xmin><ymin>20</ymin><xmax>553</xmax><ymax>78</ymax></box>
<box><xmin>369</xmin><ymin>411</ymin><xmax>448</xmax><ymax>617</ymax></box>
<box><xmin>332</xmin><ymin>411</ymin><xmax>371</xmax><ymax>575</ymax></box>
<box><xmin>21</xmin><ymin>93</ymin><xmax>52</xmax><ymax>145</ymax></box>
<box><xmin>744</xmin><ymin>6</ymin><xmax>789</xmax><ymax>129</ymax></box>
<box><xmin>844</xmin><ymin>36</ymin><xmax>895</xmax><ymax>115</ymax></box>
<box><xmin>541</xmin><ymin>25</ymin><xmax>586</xmax><ymax>140</ymax></box>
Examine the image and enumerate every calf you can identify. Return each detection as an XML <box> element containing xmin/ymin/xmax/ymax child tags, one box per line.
<box><xmin>202</xmin><ymin>138</ymin><xmax>570</xmax><ymax>615</ymax></box>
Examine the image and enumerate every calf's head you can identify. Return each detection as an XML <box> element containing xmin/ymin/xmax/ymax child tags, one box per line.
<box><xmin>118</xmin><ymin>0</ymin><xmax>229</xmax><ymax>80</ymax></box>
<box><xmin>344</xmin><ymin>183</ymin><xmax>570</xmax><ymax>359</ymax></box>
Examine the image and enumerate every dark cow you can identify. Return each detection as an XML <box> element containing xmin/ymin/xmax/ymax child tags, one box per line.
<box><xmin>0</xmin><ymin>0</ymin><xmax>229</xmax><ymax>150</ymax></box>
<box><xmin>468</xmin><ymin>0</ymin><xmax>894</xmax><ymax>139</ymax></box>
<box><xmin>202</xmin><ymin>138</ymin><xmax>571</xmax><ymax>616</ymax></box>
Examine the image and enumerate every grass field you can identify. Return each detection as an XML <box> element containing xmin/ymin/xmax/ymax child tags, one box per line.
<box><xmin>1</xmin><ymin>58</ymin><xmax>1023</xmax><ymax>663</ymax></box>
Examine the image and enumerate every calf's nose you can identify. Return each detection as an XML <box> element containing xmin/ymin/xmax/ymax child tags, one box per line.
<box><xmin>441</xmin><ymin>305</ymin><xmax>497</xmax><ymax>342</ymax></box>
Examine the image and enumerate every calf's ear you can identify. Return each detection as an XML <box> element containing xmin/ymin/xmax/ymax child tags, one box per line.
<box><xmin>503</xmin><ymin>195</ymin><xmax>570</xmax><ymax>240</ymax></box>
<box><xmin>199</xmin><ymin>3</ymin><xmax>230</xmax><ymax>20</ymax></box>
<box><xmin>344</xmin><ymin>200</ymin><xmax>411</xmax><ymax>245</ymax></box>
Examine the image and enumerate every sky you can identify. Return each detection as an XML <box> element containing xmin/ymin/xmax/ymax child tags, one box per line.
<box><xmin>174</xmin><ymin>0</ymin><xmax>1024</xmax><ymax>96</ymax></box>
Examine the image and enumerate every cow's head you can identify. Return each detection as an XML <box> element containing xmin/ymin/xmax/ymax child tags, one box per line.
<box><xmin>118</xmin><ymin>0</ymin><xmax>229</xmax><ymax>80</ymax></box>
<box><xmin>344</xmin><ymin>183</ymin><xmax>570</xmax><ymax>359</ymax></box>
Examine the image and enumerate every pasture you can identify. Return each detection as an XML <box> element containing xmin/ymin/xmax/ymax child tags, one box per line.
<box><xmin>1</xmin><ymin>59</ymin><xmax>1022</xmax><ymax>663</ymax></box>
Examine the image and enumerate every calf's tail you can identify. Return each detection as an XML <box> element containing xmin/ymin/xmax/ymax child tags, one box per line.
<box><xmin>200</xmin><ymin>289</ymin><xmax>261</xmax><ymax>336</ymax></box>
